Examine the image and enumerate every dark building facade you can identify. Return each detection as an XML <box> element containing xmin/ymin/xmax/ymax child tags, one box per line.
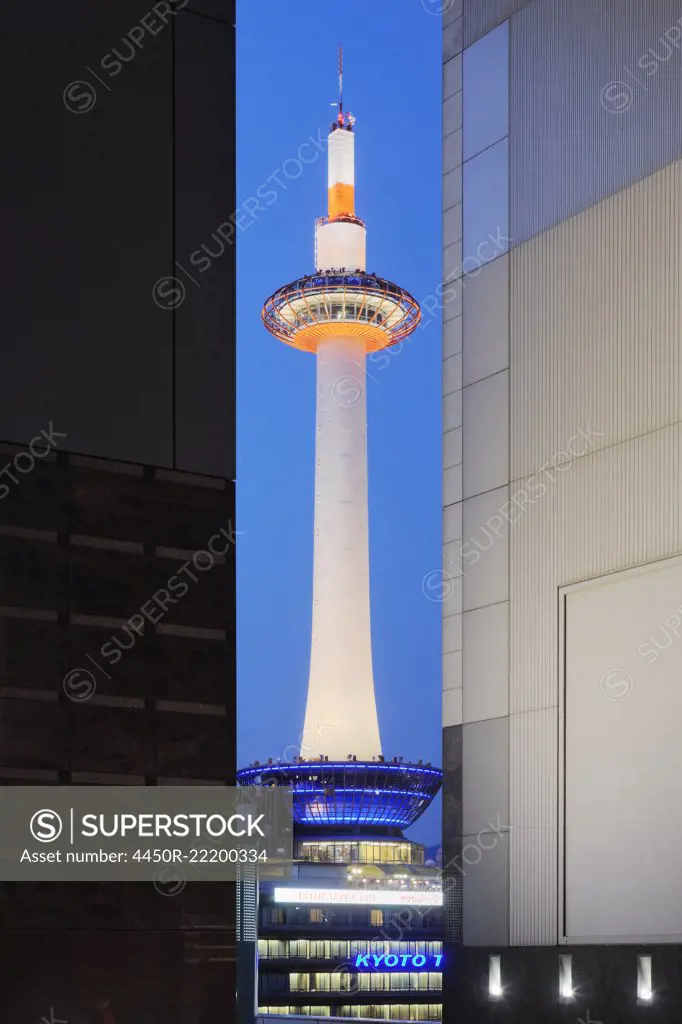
<box><xmin>0</xmin><ymin>1</ymin><xmax>235</xmax><ymax>1020</ymax></box>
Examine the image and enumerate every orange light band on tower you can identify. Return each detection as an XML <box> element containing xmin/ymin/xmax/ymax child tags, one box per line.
<box><xmin>328</xmin><ymin>182</ymin><xmax>355</xmax><ymax>218</ymax></box>
<box><xmin>327</xmin><ymin>122</ymin><xmax>355</xmax><ymax>219</ymax></box>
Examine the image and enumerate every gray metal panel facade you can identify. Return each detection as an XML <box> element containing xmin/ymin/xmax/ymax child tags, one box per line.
<box><xmin>508</xmin><ymin>157</ymin><xmax>682</xmax><ymax>943</ymax></box>
<box><xmin>510</xmin><ymin>0</ymin><xmax>682</xmax><ymax>244</ymax></box>
<box><xmin>446</xmin><ymin>0</ymin><xmax>682</xmax><ymax>965</ymax></box>
<box><xmin>463</xmin><ymin>0</ymin><xmax>532</xmax><ymax>48</ymax></box>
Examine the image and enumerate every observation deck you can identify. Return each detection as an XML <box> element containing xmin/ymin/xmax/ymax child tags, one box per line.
<box><xmin>261</xmin><ymin>271</ymin><xmax>421</xmax><ymax>354</ymax></box>
<box><xmin>237</xmin><ymin>758</ymin><xmax>442</xmax><ymax>831</ymax></box>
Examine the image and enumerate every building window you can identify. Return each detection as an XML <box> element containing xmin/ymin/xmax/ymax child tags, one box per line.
<box><xmin>309</xmin><ymin>908</ymin><xmax>324</xmax><ymax>924</ymax></box>
<box><xmin>297</xmin><ymin>838</ymin><xmax>421</xmax><ymax>864</ymax></box>
<box><xmin>370</xmin><ymin>909</ymin><xmax>384</xmax><ymax>926</ymax></box>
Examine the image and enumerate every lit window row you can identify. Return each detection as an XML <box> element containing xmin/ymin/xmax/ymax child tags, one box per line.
<box><xmin>270</xmin><ymin>908</ymin><xmax>382</xmax><ymax>926</ymax></box>
<box><xmin>258</xmin><ymin>1008</ymin><xmax>330</xmax><ymax>1017</ymax></box>
<box><xmin>258</xmin><ymin>939</ymin><xmax>443</xmax><ymax>960</ymax></box>
<box><xmin>297</xmin><ymin>840</ymin><xmax>420</xmax><ymax>865</ymax></box>
<box><xmin>339</xmin><ymin>1004</ymin><xmax>442</xmax><ymax>1020</ymax></box>
<box><xmin>261</xmin><ymin>907</ymin><xmax>440</xmax><ymax>928</ymax></box>
<box><xmin>286</xmin><ymin>298</ymin><xmax>390</xmax><ymax>327</ymax></box>
<box><xmin>290</xmin><ymin>972</ymin><xmax>442</xmax><ymax>993</ymax></box>
<box><xmin>488</xmin><ymin>953</ymin><xmax>654</xmax><ymax>1004</ymax></box>
<box><xmin>258</xmin><ymin>1006</ymin><xmax>442</xmax><ymax>1021</ymax></box>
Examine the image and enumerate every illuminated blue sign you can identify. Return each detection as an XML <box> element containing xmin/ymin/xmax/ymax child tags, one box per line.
<box><xmin>354</xmin><ymin>953</ymin><xmax>443</xmax><ymax>970</ymax></box>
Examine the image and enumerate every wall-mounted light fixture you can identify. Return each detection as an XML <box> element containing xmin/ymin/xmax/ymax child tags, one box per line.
<box><xmin>488</xmin><ymin>954</ymin><xmax>503</xmax><ymax>999</ymax></box>
<box><xmin>637</xmin><ymin>954</ymin><xmax>653</xmax><ymax>1003</ymax></box>
<box><xmin>559</xmin><ymin>954</ymin><xmax>574</xmax><ymax>1000</ymax></box>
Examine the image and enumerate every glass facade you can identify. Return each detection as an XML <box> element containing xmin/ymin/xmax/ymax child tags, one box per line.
<box><xmin>258</xmin><ymin>1008</ymin><xmax>442</xmax><ymax>1021</ymax></box>
<box><xmin>258</xmin><ymin>938</ymin><xmax>443</xmax><ymax>960</ymax></box>
<box><xmin>258</xmin><ymin>1007</ymin><xmax>331</xmax><ymax>1017</ymax></box>
<box><xmin>290</xmin><ymin>973</ymin><xmax>442</xmax><ymax>993</ymax></box>
<box><xmin>260</xmin><ymin>905</ymin><xmax>440</xmax><ymax>929</ymax></box>
<box><xmin>339</xmin><ymin>1004</ymin><xmax>442</xmax><ymax>1020</ymax></box>
<box><xmin>297</xmin><ymin>839</ymin><xmax>423</xmax><ymax>865</ymax></box>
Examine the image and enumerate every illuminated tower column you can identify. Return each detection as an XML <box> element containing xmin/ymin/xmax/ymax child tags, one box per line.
<box><xmin>303</xmin><ymin>117</ymin><xmax>381</xmax><ymax>760</ymax></box>
<box><xmin>258</xmin><ymin>76</ymin><xmax>421</xmax><ymax>767</ymax></box>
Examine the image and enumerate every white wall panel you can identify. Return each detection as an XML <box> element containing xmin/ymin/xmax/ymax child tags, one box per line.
<box><xmin>443</xmin><ymin>53</ymin><xmax>462</xmax><ymax>101</ymax></box>
<box><xmin>463</xmin><ymin>369</ymin><xmax>509</xmax><ymax>499</ymax></box>
<box><xmin>443</xmin><ymin>354</ymin><xmax>462</xmax><ymax>396</ymax></box>
<box><xmin>444</xmin><ymin>203</ymin><xmax>463</xmax><ymax>251</ymax></box>
<box><xmin>444</xmin><ymin>502</ymin><xmax>463</xmax><ymax>545</ymax></box>
<box><xmin>462</xmin><ymin>485</ymin><xmax>510</xmax><ymax>612</ymax></box>
<box><xmin>443</xmin><ymin>686</ymin><xmax>463</xmax><ymax>729</ymax></box>
<box><xmin>444</xmin><ymin>166</ymin><xmax>463</xmax><ymax>212</ymax></box>
<box><xmin>564</xmin><ymin>558</ymin><xmax>682</xmax><ymax>942</ymax></box>
<box><xmin>511</xmin><ymin>159</ymin><xmax>682</xmax><ymax>482</ymax></box>
<box><xmin>462</xmin><ymin>254</ymin><xmax>509</xmax><ymax>387</ymax></box>
<box><xmin>509</xmin><ymin>159</ymin><xmax>682</xmax><ymax>944</ymax></box>
<box><xmin>443</xmin><ymin>610</ymin><xmax>463</xmax><ymax>655</ymax></box>
<box><xmin>444</xmin><ymin>649</ymin><xmax>463</xmax><ymax>693</ymax></box>
<box><xmin>443</xmin><ymin>466</ymin><xmax>463</xmax><ymax>510</ymax></box>
<box><xmin>463</xmin><ymin>602</ymin><xmax>509</xmax><ymax>724</ymax></box>
<box><xmin>443</xmin><ymin>313</ymin><xmax>462</xmax><ymax>356</ymax></box>
<box><xmin>443</xmin><ymin>427</ymin><xmax>462</xmax><ymax>469</ymax></box>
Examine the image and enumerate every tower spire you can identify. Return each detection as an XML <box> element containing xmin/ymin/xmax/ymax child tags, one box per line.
<box><xmin>338</xmin><ymin>44</ymin><xmax>343</xmax><ymax>116</ymax></box>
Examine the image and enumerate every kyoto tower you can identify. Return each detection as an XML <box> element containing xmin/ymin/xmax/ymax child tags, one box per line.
<box><xmin>239</xmin><ymin>52</ymin><xmax>441</xmax><ymax>832</ymax></box>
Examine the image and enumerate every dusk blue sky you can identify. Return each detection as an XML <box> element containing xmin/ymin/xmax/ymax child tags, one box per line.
<box><xmin>236</xmin><ymin>1</ymin><xmax>443</xmax><ymax>844</ymax></box>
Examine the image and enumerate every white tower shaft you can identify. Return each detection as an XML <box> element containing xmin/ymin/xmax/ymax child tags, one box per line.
<box><xmin>301</xmin><ymin>123</ymin><xmax>381</xmax><ymax>761</ymax></box>
<box><xmin>302</xmin><ymin>336</ymin><xmax>382</xmax><ymax>760</ymax></box>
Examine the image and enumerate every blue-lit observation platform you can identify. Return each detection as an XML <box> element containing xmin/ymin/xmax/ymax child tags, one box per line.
<box><xmin>237</xmin><ymin>760</ymin><xmax>442</xmax><ymax>831</ymax></box>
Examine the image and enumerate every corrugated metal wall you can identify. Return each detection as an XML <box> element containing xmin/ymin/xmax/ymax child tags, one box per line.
<box><xmin>462</xmin><ymin>0</ymin><xmax>533</xmax><ymax>48</ymax></box>
<box><xmin>508</xmin><ymin>156</ymin><xmax>682</xmax><ymax>943</ymax></box>
<box><xmin>510</xmin><ymin>0</ymin><xmax>682</xmax><ymax>245</ymax></box>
